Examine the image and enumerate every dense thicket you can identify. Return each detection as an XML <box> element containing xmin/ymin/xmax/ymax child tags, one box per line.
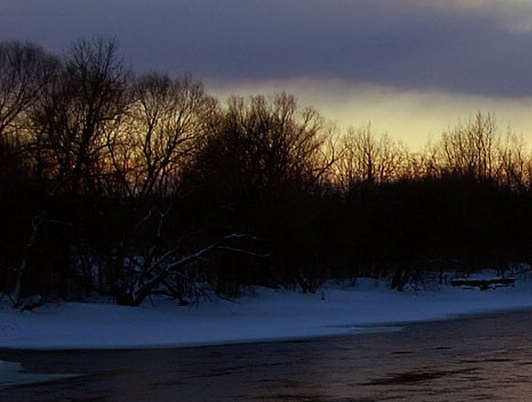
<box><xmin>2</xmin><ymin>39</ymin><xmax>532</xmax><ymax>307</ymax></box>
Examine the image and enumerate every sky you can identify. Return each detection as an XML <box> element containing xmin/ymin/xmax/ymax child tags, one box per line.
<box><xmin>1</xmin><ymin>0</ymin><xmax>532</xmax><ymax>148</ymax></box>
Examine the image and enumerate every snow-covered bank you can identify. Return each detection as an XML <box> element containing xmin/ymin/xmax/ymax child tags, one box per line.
<box><xmin>2</xmin><ymin>277</ymin><xmax>532</xmax><ymax>350</ymax></box>
<box><xmin>0</xmin><ymin>360</ymin><xmax>78</xmax><ymax>388</ymax></box>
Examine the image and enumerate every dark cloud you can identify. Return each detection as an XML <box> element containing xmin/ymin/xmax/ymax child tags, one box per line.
<box><xmin>1</xmin><ymin>0</ymin><xmax>532</xmax><ymax>97</ymax></box>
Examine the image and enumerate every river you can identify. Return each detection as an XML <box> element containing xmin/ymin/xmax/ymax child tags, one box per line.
<box><xmin>1</xmin><ymin>310</ymin><xmax>532</xmax><ymax>401</ymax></box>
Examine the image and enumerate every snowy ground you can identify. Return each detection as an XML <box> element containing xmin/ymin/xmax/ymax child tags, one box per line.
<box><xmin>2</xmin><ymin>273</ymin><xmax>532</xmax><ymax>351</ymax></box>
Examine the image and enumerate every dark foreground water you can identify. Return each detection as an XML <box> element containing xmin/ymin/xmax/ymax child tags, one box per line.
<box><xmin>2</xmin><ymin>310</ymin><xmax>532</xmax><ymax>401</ymax></box>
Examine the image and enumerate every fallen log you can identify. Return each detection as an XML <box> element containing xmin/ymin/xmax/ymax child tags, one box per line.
<box><xmin>450</xmin><ymin>277</ymin><xmax>515</xmax><ymax>290</ymax></box>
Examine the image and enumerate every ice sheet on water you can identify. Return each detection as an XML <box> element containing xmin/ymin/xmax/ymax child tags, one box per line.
<box><xmin>0</xmin><ymin>360</ymin><xmax>78</xmax><ymax>388</ymax></box>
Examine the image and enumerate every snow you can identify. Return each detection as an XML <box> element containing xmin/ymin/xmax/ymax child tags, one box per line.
<box><xmin>1</xmin><ymin>274</ymin><xmax>532</xmax><ymax>351</ymax></box>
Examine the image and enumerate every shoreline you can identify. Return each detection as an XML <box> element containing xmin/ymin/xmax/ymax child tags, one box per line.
<box><xmin>2</xmin><ymin>308</ymin><xmax>532</xmax><ymax>353</ymax></box>
<box><xmin>3</xmin><ymin>281</ymin><xmax>532</xmax><ymax>351</ymax></box>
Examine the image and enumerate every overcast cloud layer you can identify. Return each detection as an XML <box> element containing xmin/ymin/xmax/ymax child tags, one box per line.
<box><xmin>2</xmin><ymin>0</ymin><xmax>532</xmax><ymax>98</ymax></box>
<box><xmin>2</xmin><ymin>1</ymin><xmax>532</xmax><ymax>146</ymax></box>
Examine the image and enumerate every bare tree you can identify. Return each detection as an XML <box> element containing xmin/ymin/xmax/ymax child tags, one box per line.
<box><xmin>30</xmin><ymin>38</ymin><xmax>130</xmax><ymax>195</ymax></box>
<box><xmin>110</xmin><ymin>73</ymin><xmax>213</xmax><ymax>199</ymax></box>
<box><xmin>185</xmin><ymin>93</ymin><xmax>336</xmax><ymax>292</ymax></box>
<box><xmin>115</xmin><ymin>233</ymin><xmax>264</xmax><ymax>306</ymax></box>
<box><xmin>5</xmin><ymin>39</ymin><xmax>130</xmax><ymax>304</ymax></box>
<box><xmin>437</xmin><ymin>112</ymin><xmax>500</xmax><ymax>181</ymax></box>
<box><xmin>96</xmin><ymin>73</ymin><xmax>223</xmax><ymax>302</ymax></box>
<box><xmin>191</xmin><ymin>93</ymin><xmax>329</xmax><ymax>202</ymax></box>
<box><xmin>497</xmin><ymin>131</ymin><xmax>528</xmax><ymax>190</ymax></box>
<box><xmin>337</xmin><ymin>123</ymin><xmax>407</xmax><ymax>190</ymax></box>
<box><xmin>0</xmin><ymin>41</ymin><xmax>59</xmax><ymax>192</ymax></box>
<box><xmin>0</xmin><ymin>41</ymin><xmax>58</xmax><ymax>141</ymax></box>
<box><xmin>0</xmin><ymin>42</ymin><xmax>59</xmax><ymax>306</ymax></box>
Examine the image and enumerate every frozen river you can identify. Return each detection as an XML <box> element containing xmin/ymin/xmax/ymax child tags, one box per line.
<box><xmin>2</xmin><ymin>310</ymin><xmax>532</xmax><ymax>401</ymax></box>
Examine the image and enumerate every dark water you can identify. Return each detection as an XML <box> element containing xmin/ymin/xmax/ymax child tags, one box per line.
<box><xmin>2</xmin><ymin>310</ymin><xmax>532</xmax><ymax>401</ymax></box>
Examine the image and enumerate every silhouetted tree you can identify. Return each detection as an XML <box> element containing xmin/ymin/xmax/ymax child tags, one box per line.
<box><xmin>497</xmin><ymin>131</ymin><xmax>529</xmax><ymax>190</ymax></box>
<box><xmin>190</xmin><ymin>93</ymin><xmax>328</xmax><ymax>203</ymax></box>
<box><xmin>186</xmin><ymin>93</ymin><xmax>336</xmax><ymax>290</ymax></box>
<box><xmin>4</xmin><ymin>38</ymin><xmax>532</xmax><ymax>303</ymax></box>
<box><xmin>96</xmin><ymin>72</ymin><xmax>219</xmax><ymax>301</ymax></box>
<box><xmin>6</xmin><ymin>38</ymin><xmax>130</xmax><ymax>304</ymax></box>
<box><xmin>437</xmin><ymin>112</ymin><xmax>500</xmax><ymax>182</ymax></box>
<box><xmin>30</xmin><ymin>38</ymin><xmax>130</xmax><ymax>196</ymax></box>
<box><xmin>337</xmin><ymin>123</ymin><xmax>407</xmax><ymax>191</ymax></box>
<box><xmin>0</xmin><ymin>41</ymin><xmax>58</xmax><ymax>142</ymax></box>
<box><xmin>110</xmin><ymin>73</ymin><xmax>213</xmax><ymax>199</ymax></box>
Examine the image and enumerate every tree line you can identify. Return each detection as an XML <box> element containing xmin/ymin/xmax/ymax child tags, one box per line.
<box><xmin>1</xmin><ymin>38</ymin><xmax>532</xmax><ymax>307</ymax></box>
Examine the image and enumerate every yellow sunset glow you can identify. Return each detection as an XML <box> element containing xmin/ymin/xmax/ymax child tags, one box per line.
<box><xmin>207</xmin><ymin>78</ymin><xmax>532</xmax><ymax>150</ymax></box>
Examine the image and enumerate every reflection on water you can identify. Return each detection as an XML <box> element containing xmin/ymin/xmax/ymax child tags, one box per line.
<box><xmin>2</xmin><ymin>311</ymin><xmax>532</xmax><ymax>401</ymax></box>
